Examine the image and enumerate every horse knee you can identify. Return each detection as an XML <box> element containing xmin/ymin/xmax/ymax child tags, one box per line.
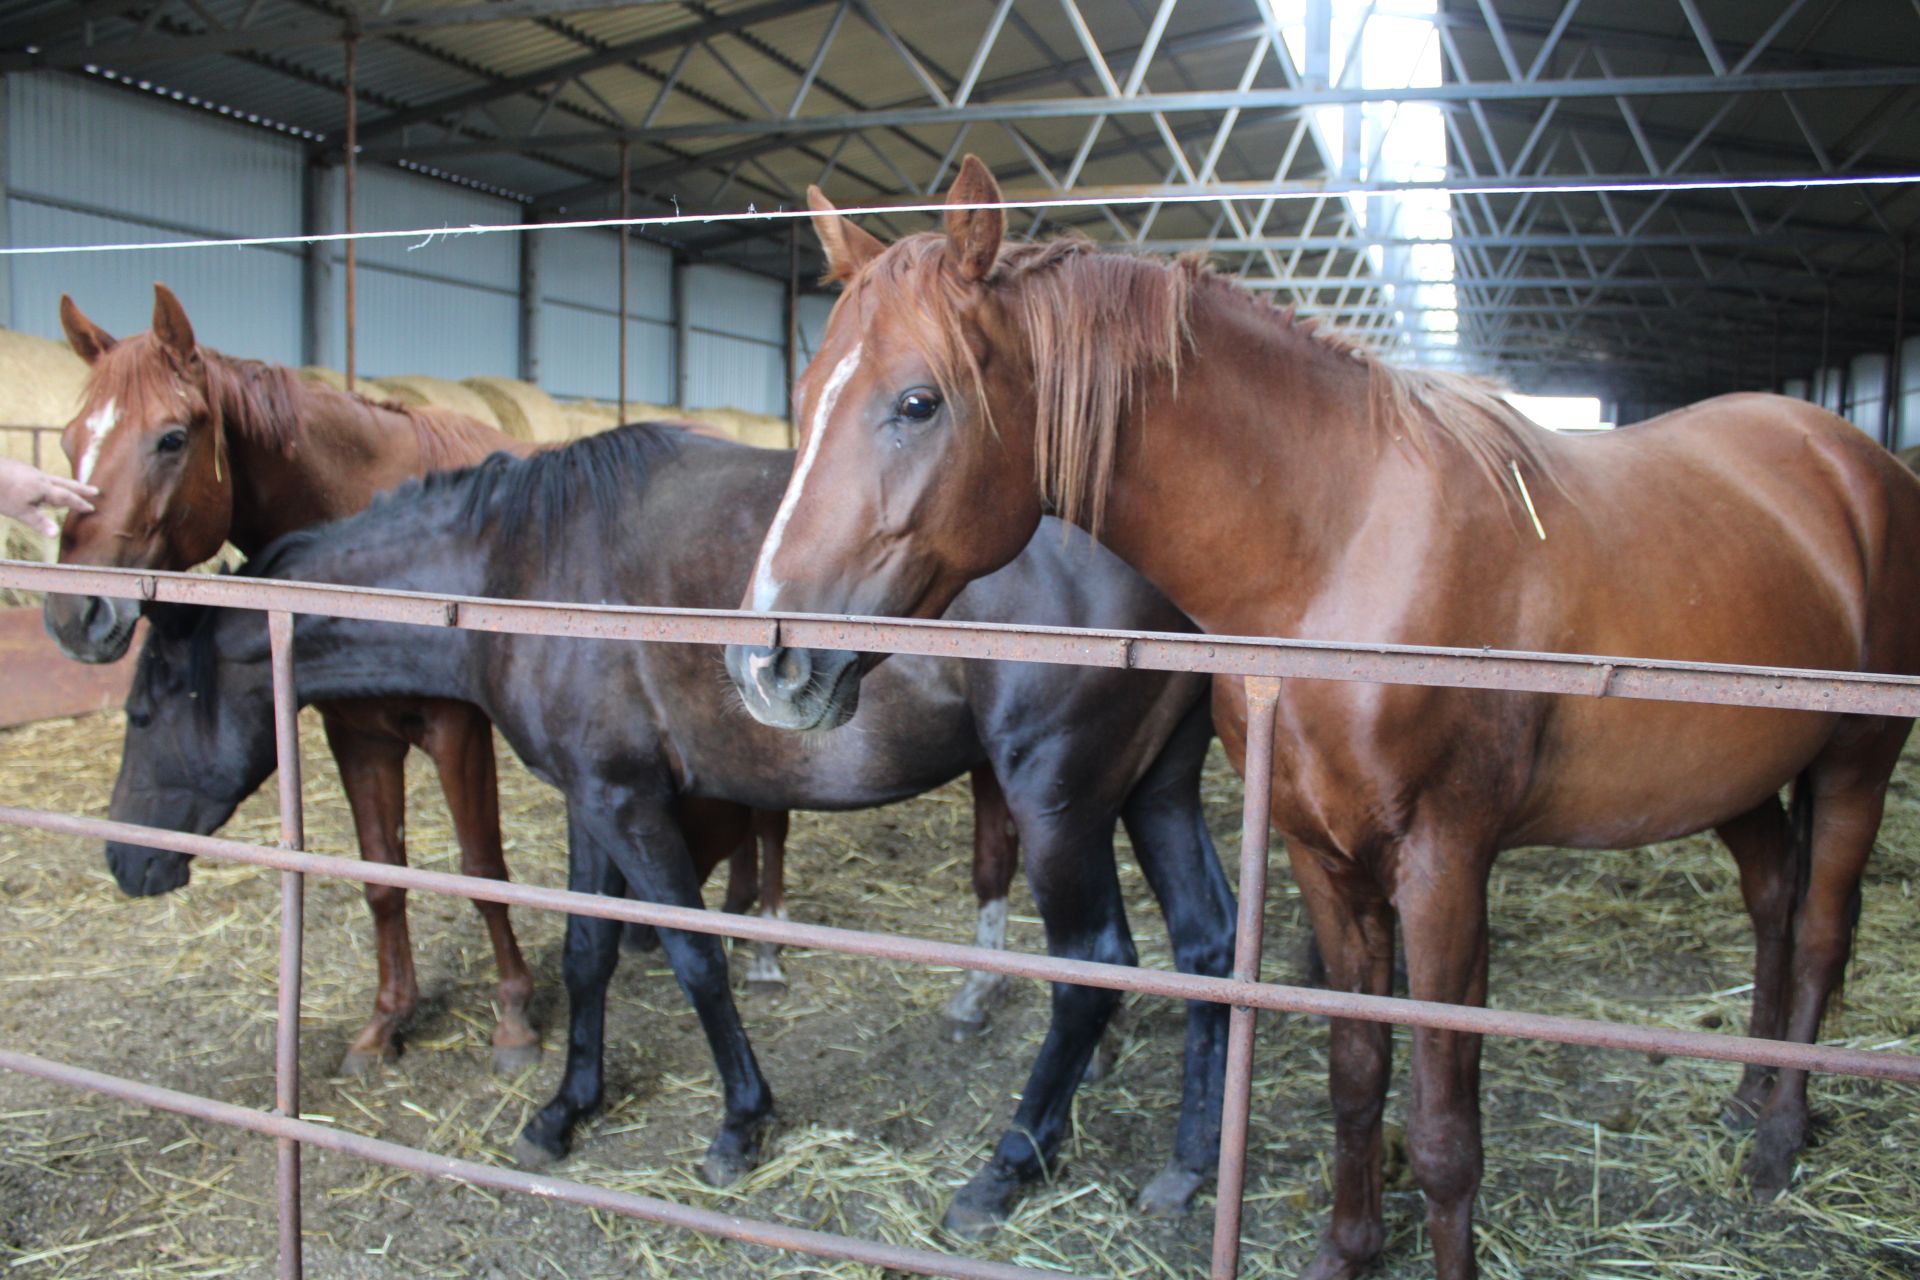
<box><xmin>1170</xmin><ymin>931</ymin><xmax>1232</xmax><ymax>980</ymax></box>
<box><xmin>1407</xmin><ymin>1107</ymin><xmax>1481</xmax><ymax>1207</ymax></box>
<box><xmin>364</xmin><ymin>883</ymin><xmax>407</xmax><ymax>920</ymax></box>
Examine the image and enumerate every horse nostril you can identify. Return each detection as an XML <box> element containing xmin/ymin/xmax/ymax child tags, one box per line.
<box><xmin>773</xmin><ymin>648</ymin><xmax>811</xmax><ymax>696</ymax></box>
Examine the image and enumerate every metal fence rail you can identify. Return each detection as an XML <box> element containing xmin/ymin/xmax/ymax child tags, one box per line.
<box><xmin>3</xmin><ymin>556</ymin><xmax>1918</xmax><ymax>1280</ymax></box>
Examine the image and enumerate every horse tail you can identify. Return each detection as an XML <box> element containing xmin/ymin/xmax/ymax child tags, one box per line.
<box><xmin>1785</xmin><ymin>770</ymin><xmax>1862</xmax><ymax>1034</ymax></box>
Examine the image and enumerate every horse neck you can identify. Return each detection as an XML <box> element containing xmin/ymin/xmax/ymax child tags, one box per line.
<box><xmin>218</xmin><ymin>365</ymin><xmax>511</xmax><ymax>555</ymax></box>
<box><xmin>263</xmin><ymin>495</ymin><xmax>493</xmax><ymax>705</ymax></box>
<box><xmin>1090</xmin><ymin>300</ymin><xmax>1394</xmax><ymax>635</ymax></box>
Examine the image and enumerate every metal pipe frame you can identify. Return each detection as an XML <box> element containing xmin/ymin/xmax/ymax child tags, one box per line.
<box><xmin>3</xmin><ymin>556</ymin><xmax>1920</xmax><ymax>1279</ymax></box>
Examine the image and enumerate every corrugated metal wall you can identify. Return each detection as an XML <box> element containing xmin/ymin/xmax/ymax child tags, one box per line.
<box><xmin>6</xmin><ymin>73</ymin><xmax>304</xmax><ymax>361</ymax></box>
<box><xmin>4</xmin><ymin>73</ymin><xmax>809</xmax><ymax>421</ymax></box>
<box><xmin>535</xmin><ymin>227</ymin><xmax>676</xmax><ymax>404</ymax></box>
<box><xmin>682</xmin><ymin>263</ymin><xmax>787</xmax><ymax>418</ymax></box>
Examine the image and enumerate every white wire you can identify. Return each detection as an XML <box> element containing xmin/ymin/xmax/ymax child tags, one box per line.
<box><xmin>1</xmin><ymin>171</ymin><xmax>1914</xmax><ymax>257</ymax></box>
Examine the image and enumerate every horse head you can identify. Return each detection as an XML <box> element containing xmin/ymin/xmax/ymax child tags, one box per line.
<box><xmin>45</xmin><ymin>285</ymin><xmax>234</xmax><ymax>662</ymax></box>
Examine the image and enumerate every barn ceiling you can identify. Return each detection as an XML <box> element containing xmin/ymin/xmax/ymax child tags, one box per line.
<box><xmin>3</xmin><ymin>0</ymin><xmax>1917</xmax><ymax>404</ymax></box>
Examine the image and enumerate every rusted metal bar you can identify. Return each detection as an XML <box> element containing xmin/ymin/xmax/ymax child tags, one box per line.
<box><xmin>8</xmin><ymin>804</ymin><xmax>1918</xmax><ymax>1084</ymax></box>
<box><xmin>5</xmin><ymin>560</ymin><xmax>1920</xmax><ymax>720</ymax></box>
<box><xmin>267</xmin><ymin>612</ymin><xmax>304</xmax><ymax>1280</ymax></box>
<box><xmin>0</xmin><ymin>1048</ymin><xmax>1083</xmax><ymax>1280</ymax></box>
<box><xmin>342</xmin><ymin>34</ymin><xmax>358</xmax><ymax>392</ymax></box>
<box><xmin>1211</xmin><ymin>676</ymin><xmax>1281</xmax><ymax>1280</ymax></box>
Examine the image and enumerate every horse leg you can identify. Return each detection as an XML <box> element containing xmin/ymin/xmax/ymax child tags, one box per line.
<box><xmin>1715</xmin><ymin>797</ymin><xmax>1795</xmax><ymax>1124</ymax></box>
<box><xmin>420</xmin><ymin>703</ymin><xmax>539</xmax><ymax>1075</ymax></box>
<box><xmin>944</xmin><ymin>762</ymin><xmax>1020</xmax><ymax>1040</ymax></box>
<box><xmin>1393</xmin><ymin>840</ymin><xmax>1494</xmax><ymax>1280</ymax></box>
<box><xmin>746</xmin><ymin>809</ymin><xmax>792</xmax><ymax>993</ymax></box>
<box><xmin>1748</xmin><ymin>728</ymin><xmax>1905</xmax><ymax>1195</ymax></box>
<box><xmin>515</xmin><ymin>815</ymin><xmax>625</xmax><ymax>1168</ymax></box>
<box><xmin>589</xmin><ymin>791</ymin><xmax>776</xmax><ymax>1183</ymax></box>
<box><xmin>1295</xmin><ymin>843</ymin><xmax>1396</xmax><ymax>1280</ymax></box>
<box><xmin>323</xmin><ymin>716</ymin><xmax>419</xmax><ymax>1076</ymax></box>
<box><xmin>1118</xmin><ymin>698</ymin><xmax>1237</xmax><ymax>1217</ymax></box>
<box><xmin>720</xmin><ymin>816</ymin><xmax>761</xmax><ymax>915</ymax></box>
<box><xmin>943</xmin><ymin>816</ymin><xmax>1133</xmax><ymax>1238</ymax></box>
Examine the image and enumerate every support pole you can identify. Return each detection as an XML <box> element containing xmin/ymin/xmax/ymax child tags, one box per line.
<box><xmin>1209</xmin><ymin>675</ymin><xmax>1281</xmax><ymax>1280</ymax></box>
<box><xmin>268</xmin><ymin>611</ymin><xmax>305</xmax><ymax>1280</ymax></box>
<box><xmin>618</xmin><ymin>140</ymin><xmax>630</xmax><ymax>423</ymax></box>
<box><xmin>1887</xmin><ymin>238</ymin><xmax>1908</xmax><ymax>450</ymax></box>
<box><xmin>518</xmin><ymin>209</ymin><xmax>542</xmax><ymax>384</ymax></box>
<box><xmin>673</xmin><ymin>254</ymin><xmax>691</xmax><ymax>409</ymax></box>
<box><xmin>343</xmin><ymin>36</ymin><xmax>359</xmax><ymax>393</ymax></box>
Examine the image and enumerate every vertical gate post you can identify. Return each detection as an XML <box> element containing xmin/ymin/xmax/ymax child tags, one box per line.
<box><xmin>1210</xmin><ymin>675</ymin><xmax>1282</xmax><ymax>1280</ymax></box>
<box><xmin>268</xmin><ymin>611</ymin><xmax>306</xmax><ymax>1280</ymax></box>
<box><xmin>342</xmin><ymin>36</ymin><xmax>359</xmax><ymax>393</ymax></box>
<box><xmin>617</xmin><ymin>141</ymin><xmax>630</xmax><ymax>422</ymax></box>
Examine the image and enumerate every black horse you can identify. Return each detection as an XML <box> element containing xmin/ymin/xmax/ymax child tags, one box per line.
<box><xmin>104</xmin><ymin>425</ymin><xmax>1237</xmax><ymax>1232</ymax></box>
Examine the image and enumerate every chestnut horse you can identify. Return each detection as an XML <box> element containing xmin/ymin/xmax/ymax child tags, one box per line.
<box><xmin>44</xmin><ymin>286</ymin><xmax>787</xmax><ymax>1073</ymax></box>
<box><xmin>727</xmin><ymin>158</ymin><xmax>1920</xmax><ymax>1279</ymax></box>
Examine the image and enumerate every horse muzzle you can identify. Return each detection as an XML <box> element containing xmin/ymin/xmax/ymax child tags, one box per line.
<box><xmin>724</xmin><ymin>642</ymin><xmax>863</xmax><ymax>732</ymax></box>
<box><xmin>105</xmin><ymin>840</ymin><xmax>193</xmax><ymax>897</ymax></box>
<box><xmin>44</xmin><ymin>593</ymin><xmax>140</xmax><ymax>664</ymax></box>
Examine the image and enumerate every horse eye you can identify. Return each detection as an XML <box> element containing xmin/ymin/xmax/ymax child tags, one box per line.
<box><xmin>896</xmin><ymin>389</ymin><xmax>942</xmax><ymax>423</ymax></box>
<box><xmin>156</xmin><ymin>428</ymin><xmax>188</xmax><ymax>455</ymax></box>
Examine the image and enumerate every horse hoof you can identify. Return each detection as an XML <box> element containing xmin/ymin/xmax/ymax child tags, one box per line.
<box><xmin>621</xmin><ymin>922</ymin><xmax>661</xmax><ymax>954</ymax></box>
<box><xmin>701</xmin><ymin>1114</ymin><xmax>775</xmax><ymax>1187</ymax></box>
<box><xmin>1745</xmin><ymin>1148</ymin><xmax>1794</xmax><ymax>1199</ymax></box>
<box><xmin>337</xmin><ymin>1047</ymin><xmax>392</xmax><ymax>1077</ymax></box>
<box><xmin>491</xmin><ymin>1040</ymin><xmax>542</xmax><ymax>1076</ymax></box>
<box><xmin>942</xmin><ymin>1173</ymin><xmax>1019</xmax><ymax>1240</ymax></box>
<box><xmin>745</xmin><ymin>976</ymin><xmax>789</xmax><ymax>998</ymax></box>
<box><xmin>942</xmin><ymin>1013</ymin><xmax>989</xmax><ymax>1043</ymax></box>
<box><xmin>512</xmin><ymin>1129</ymin><xmax>568</xmax><ymax>1171</ymax></box>
<box><xmin>1136</xmin><ymin>1163</ymin><xmax>1206</xmax><ymax>1217</ymax></box>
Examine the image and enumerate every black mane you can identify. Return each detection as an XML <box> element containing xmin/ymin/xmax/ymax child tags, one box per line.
<box><xmin>249</xmin><ymin>422</ymin><xmax>690</xmax><ymax>579</ymax></box>
<box><xmin>139</xmin><ymin>598</ymin><xmax>225</xmax><ymax>727</ymax></box>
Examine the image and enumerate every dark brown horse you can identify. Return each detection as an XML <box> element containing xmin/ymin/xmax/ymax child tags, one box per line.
<box><xmin>727</xmin><ymin>158</ymin><xmax>1920</xmax><ymax>1279</ymax></box>
<box><xmin>105</xmin><ymin>426</ymin><xmax>1235</xmax><ymax>1227</ymax></box>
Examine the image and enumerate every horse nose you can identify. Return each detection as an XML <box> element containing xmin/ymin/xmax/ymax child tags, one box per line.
<box><xmin>745</xmin><ymin>645</ymin><xmax>813</xmax><ymax>701</ymax></box>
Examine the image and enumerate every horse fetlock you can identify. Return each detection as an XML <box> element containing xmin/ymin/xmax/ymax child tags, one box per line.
<box><xmin>513</xmin><ymin>1105</ymin><xmax>583</xmax><ymax>1170</ymax></box>
<box><xmin>1299</xmin><ymin>1219</ymin><xmax>1386</xmax><ymax>1280</ymax></box>
<box><xmin>1745</xmin><ymin>1111</ymin><xmax>1807</xmax><ymax>1197</ymax></box>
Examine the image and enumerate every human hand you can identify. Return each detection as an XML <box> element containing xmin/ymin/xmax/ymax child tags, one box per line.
<box><xmin>0</xmin><ymin>456</ymin><xmax>98</xmax><ymax>538</ymax></box>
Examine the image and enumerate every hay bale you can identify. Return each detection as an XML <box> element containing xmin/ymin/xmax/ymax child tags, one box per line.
<box><xmin>0</xmin><ymin>329</ymin><xmax>89</xmax><ymax>479</ymax></box>
<box><xmin>464</xmin><ymin>376</ymin><xmax>567</xmax><ymax>443</ymax></box>
<box><xmin>693</xmin><ymin>406</ymin><xmax>792</xmax><ymax>450</ymax></box>
<box><xmin>296</xmin><ymin>365</ymin><xmax>350</xmax><ymax>391</ymax></box>
<box><xmin>370</xmin><ymin>375</ymin><xmax>502</xmax><ymax>432</ymax></box>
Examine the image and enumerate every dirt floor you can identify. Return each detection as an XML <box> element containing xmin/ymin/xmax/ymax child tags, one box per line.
<box><xmin>0</xmin><ymin>703</ymin><xmax>1915</xmax><ymax>1279</ymax></box>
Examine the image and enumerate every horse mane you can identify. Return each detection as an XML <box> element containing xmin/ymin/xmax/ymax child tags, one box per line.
<box><xmin>83</xmin><ymin>335</ymin><xmax>507</xmax><ymax>470</ymax></box>
<box><xmin>138</xmin><ymin>597</ymin><xmax>224</xmax><ymax>728</ymax></box>
<box><xmin>849</xmin><ymin>233</ymin><xmax>1557</xmax><ymax>530</ymax></box>
<box><xmin>250</xmin><ymin>422</ymin><xmax>688</xmax><ymax>581</ymax></box>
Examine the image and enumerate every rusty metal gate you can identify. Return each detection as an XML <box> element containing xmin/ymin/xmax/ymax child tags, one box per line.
<box><xmin>3</xmin><ymin>557</ymin><xmax>1919</xmax><ymax>1280</ymax></box>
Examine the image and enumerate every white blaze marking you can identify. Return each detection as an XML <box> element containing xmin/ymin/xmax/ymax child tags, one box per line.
<box><xmin>750</xmin><ymin>344</ymin><xmax>864</xmax><ymax>612</ymax></box>
<box><xmin>75</xmin><ymin>398</ymin><xmax>117</xmax><ymax>486</ymax></box>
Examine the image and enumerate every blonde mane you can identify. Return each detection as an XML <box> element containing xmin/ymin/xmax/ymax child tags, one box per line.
<box><xmin>845</xmin><ymin>233</ymin><xmax>1557</xmax><ymax>531</ymax></box>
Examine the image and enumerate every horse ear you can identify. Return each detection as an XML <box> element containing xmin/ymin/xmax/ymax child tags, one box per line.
<box><xmin>151</xmin><ymin>283</ymin><xmax>198</xmax><ymax>366</ymax></box>
<box><xmin>59</xmin><ymin>295</ymin><xmax>116</xmax><ymax>364</ymax></box>
<box><xmin>807</xmin><ymin>185</ymin><xmax>885</xmax><ymax>284</ymax></box>
<box><xmin>943</xmin><ymin>155</ymin><xmax>1004</xmax><ymax>283</ymax></box>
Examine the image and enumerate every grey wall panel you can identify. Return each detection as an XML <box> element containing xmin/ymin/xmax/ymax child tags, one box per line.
<box><xmin>796</xmin><ymin>293</ymin><xmax>837</xmax><ymax>366</ymax></box>
<box><xmin>1846</xmin><ymin>352</ymin><xmax>1887</xmax><ymax>434</ymax></box>
<box><xmin>537</xmin><ymin>307</ymin><xmax>675</xmax><ymax>404</ymax></box>
<box><xmin>684</xmin><ymin>264</ymin><xmax>782</xmax><ymax>345</ymax></box>
<box><xmin>9</xmin><ymin>73</ymin><xmax>301</xmax><ymax>240</ymax></box>
<box><xmin>345</xmin><ymin>269</ymin><xmax>519</xmax><ymax>383</ymax></box>
<box><xmin>1901</xmin><ymin>338</ymin><xmax>1920</xmax><ymax>450</ymax></box>
<box><xmin>9</xmin><ymin>200</ymin><xmax>303</xmax><ymax>362</ymax></box>
<box><xmin>344</xmin><ymin>167</ymin><xmax>519</xmax><ymax>292</ymax></box>
<box><xmin>1781</xmin><ymin>377</ymin><xmax>1810</xmax><ymax>400</ymax></box>
<box><xmin>685</xmin><ymin>330</ymin><xmax>786</xmax><ymax>417</ymax></box>
<box><xmin>540</xmin><ymin>227</ymin><xmax>673</xmax><ymax>320</ymax></box>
